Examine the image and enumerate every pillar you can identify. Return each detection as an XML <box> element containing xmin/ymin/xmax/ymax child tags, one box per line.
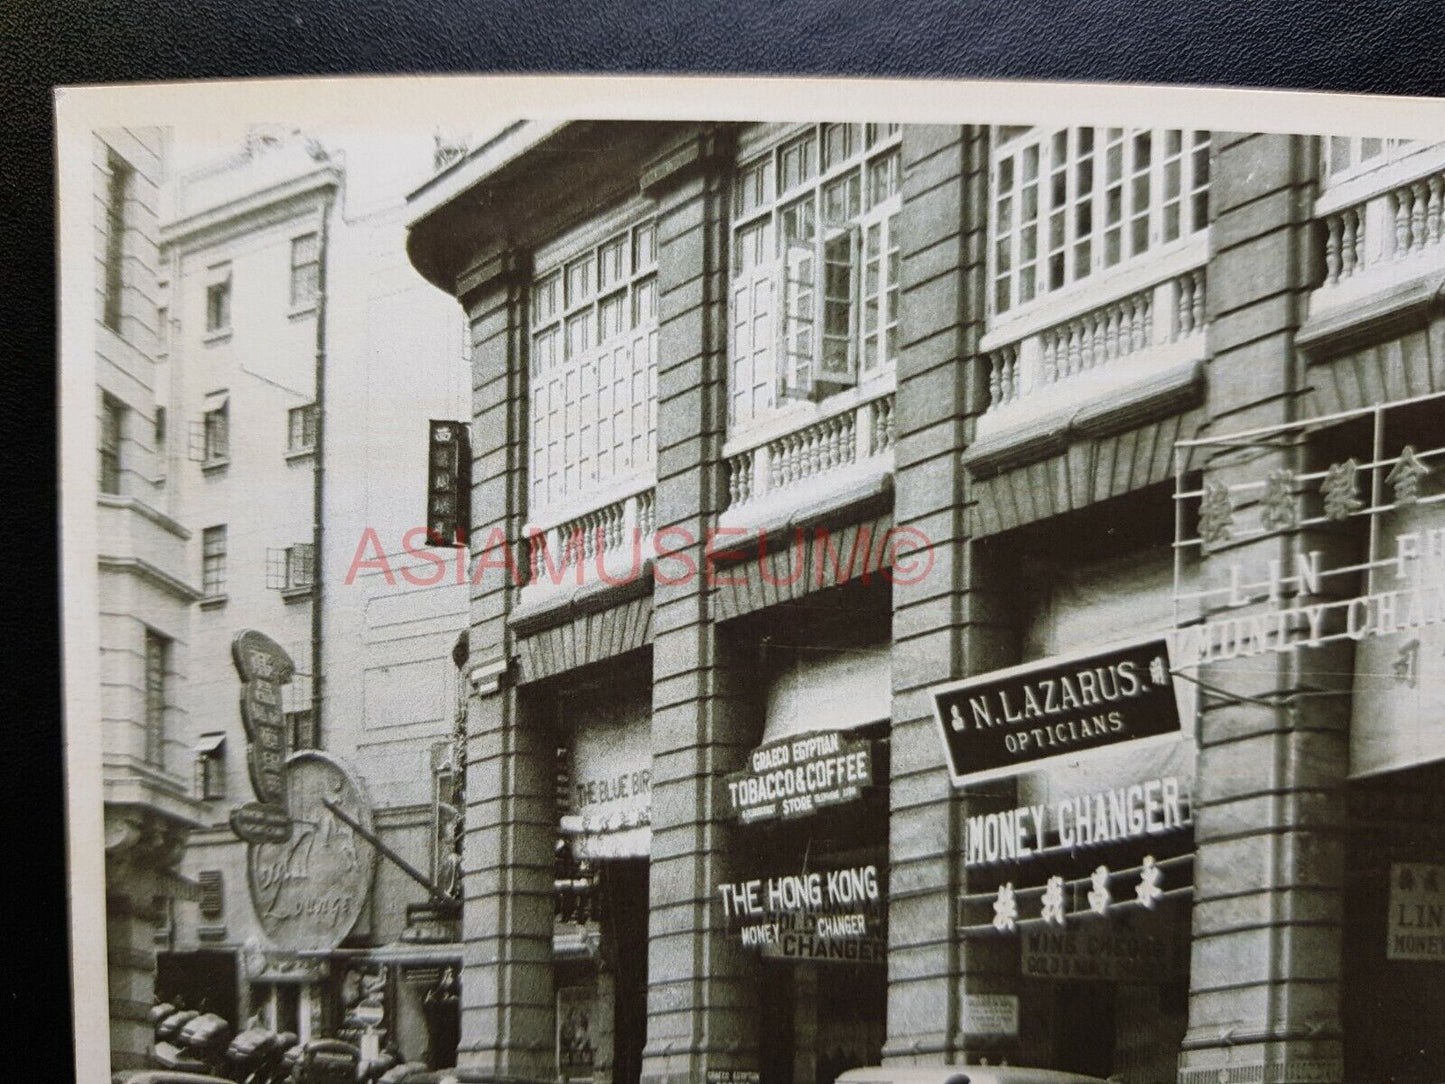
<box><xmin>887</xmin><ymin>124</ymin><xmax>1023</xmax><ymax>1067</ymax></box>
<box><xmin>1178</xmin><ymin>133</ymin><xmax>1348</xmax><ymax>1084</ymax></box>
<box><xmin>455</xmin><ymin>249</ymin><xmax>558</xmax><ymax>1084</ymax></box>
<box><xmin>640</xmin><ymin>126</ymin><xmax>762</xmax><ymax>1084</ymax></box>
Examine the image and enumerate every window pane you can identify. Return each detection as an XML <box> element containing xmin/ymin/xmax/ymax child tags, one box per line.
<box><xmin>598</xmin><ymin>235</ymin><xmax>627</xmax><ymax>291</ymax></box>
<box><xmin>735</xmin><ymin>158</ymin><xmax>771</xmax><ymax>216</ymax></box>
<box><xmin>823</xmin><ymin>173</ymin><xmax>860</xmax><ymax>225</ymax></box>
<box><xmin>868</xmin><ymin>151</ymin><xmax>901</xmax><ymax>206</ymax></box>
<box><xmin>1021</xmin><ymin>145</ymin><xmax>1038</xmax><ymax>183</ymax></box>
<box><xmin>822</xmin><ymin>123</ymin><xmax>857</xmax><ymax>170</ymax></box>
<box><xmin>533</xmin><ymin>274</ymin><xmax>555</xmax><ymax>325</ymax></box>
<box><xmin>632</xmin><ymin>277</ymin><xmax>656</xmax><ymax>327</ymax></box>
<box><xmin>145</xmin><ymin>631</ymin><xmax>167</xmax><ymax>768</ymax></box>
<box><xmin>779</xmin><ymin>132</ymin><xmax>818</xmax><ymax>192</ymax></box>
<box><xmin>781</xmin><ymin>195</ymin><xmax>816</xmax><ymax>245</ymax></box>
<box><xmin>633</xmin><ymin>222</ymin><xmax>656</xmax><ymax>271</ymax></box>
<box><xmin>598</xmin><ymin>291</ymin><xmax>626</xmax><ymax>342</ymax></box>
<box><xmin>566</xmin><ymin>257</ymin><xmax>593</xmax><ymax>308</ymax></box>
<box><xmin>533</xmin><ymin>327</ymin><xmax>559</xmax><ymax>375</ymax></box>
<box><xmin>565</xmin><ymin>311</ymin><xmax>591</xmax><ymax>359</ymax></box>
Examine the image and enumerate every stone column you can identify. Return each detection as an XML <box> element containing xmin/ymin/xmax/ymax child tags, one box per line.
<box><xmin>1178</xmin><ymin>134</ymin><xmax>1348</xmax><ymax>1084</ymax></box>
<box><xmin>887</xmin><ymin>124</ymin><xmax>1023</xmax><ymax>1067</ymax></box>
<box><xmin>455</xmin><ymin>249</ymin><xmax>559</xmax><ymax>1084</ymax></box>
<box><xmin>105</xmin><ymin>808</ymin><xmax>187</xmax><ymax>1072</ymax></box>
<box><xmin>639</xmin><ymin>126</ymin><xmax>762</xmax><ymax>1084</ymax></box>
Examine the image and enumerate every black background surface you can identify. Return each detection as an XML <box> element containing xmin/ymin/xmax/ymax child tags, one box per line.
<box><xmin>6</xmin><ymin>0</ymin><xmax>1444</xmax><ymax>1071</ymax></box>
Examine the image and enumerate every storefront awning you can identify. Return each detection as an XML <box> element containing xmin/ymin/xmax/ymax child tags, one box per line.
<box><xmin>563</xmin><ymin>687</ymin><xmax>653</xmax><ymax>860</ymax></box>
<box><xmin>761</xmin><ymin>641</ymin><xmax>891</xmax><ymax>746</ymax></box>
<box><xmin>194</xmin><ymin>732</ymin><xmax>226</xmax><ymax>755</ymax></box>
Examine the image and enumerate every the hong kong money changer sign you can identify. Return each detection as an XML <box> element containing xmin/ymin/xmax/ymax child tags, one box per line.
<box><xmin>931</xmin><ymin>637</ymin><xmax>1183</xmax><ymax>787</ymax></box>
<box><xmin>230</xmin><ymin>629</ymin><xmax>376</xmax><ymax>953</ymax></box>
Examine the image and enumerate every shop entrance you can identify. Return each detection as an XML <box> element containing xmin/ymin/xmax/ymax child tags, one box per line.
<box><xmin>1343</xmin><ymin>761</ymin><xmax>1445</xmax><ymax>1084</ymax></box>
<box><xmin>604</xmin><ymin>859</ymin><xmax>649</xmax><ymax>1084</ymax></box>
<box><xmin>1051</xmin><ymin>983</ymin><xmax>1114</xmax><ymax>1078</ymax></box>
<box><xmin>156</xmin><ymin>950</ymin><xmax>238</xmax><ymax>1023</ymax></box>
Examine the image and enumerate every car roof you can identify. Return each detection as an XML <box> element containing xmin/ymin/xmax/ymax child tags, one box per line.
<box><xmin>836</xmin><ymin>1068</ymin><xmax>1113</xmax><ymax>1084</ymax></box>
<box><xmin>112</xmin><ymin>1072</ymin><xmax>235</xmax><ymax>1084</ymax></box>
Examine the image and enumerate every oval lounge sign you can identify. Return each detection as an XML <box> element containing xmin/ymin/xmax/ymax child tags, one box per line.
<box><xmin>247</xmin><ymin>751</ymin><xmax>376</xmax><ymax>953</ymax></box>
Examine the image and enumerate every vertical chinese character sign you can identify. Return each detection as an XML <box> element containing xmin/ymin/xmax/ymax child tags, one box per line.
<box><xmin>232</xmin><ymin>629</ymin><xmax>294</xmax><ymax>806</ymax></box>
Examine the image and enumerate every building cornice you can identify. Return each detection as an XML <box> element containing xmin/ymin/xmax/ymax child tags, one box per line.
<box><xmin>161</xmin><ymin>165</ymin><xmax>342</xmax><ymax>251</ymax></box>
<box><xmin>97</xmin><ymin>494</ymin><xmax>191</xmax><ymax>540</ymax></box>
<box><xmin>97</xmin><ymin>555</ymin><xmax>204</xmax><ymax>602</ymax></box>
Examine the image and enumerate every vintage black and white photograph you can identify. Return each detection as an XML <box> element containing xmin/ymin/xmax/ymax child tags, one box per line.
<box><xmin>57</xmin><ymin>76</ymin><xmax>1445</xmax><ymax>1084</ymax></box>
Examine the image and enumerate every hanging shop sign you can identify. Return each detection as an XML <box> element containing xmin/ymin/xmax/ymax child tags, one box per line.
<box><xmin>960</xmin><ymin>994</ymin><xmax>1019</xmax><ymax>1037</ymax></box>
<box><xmin>230</xmin><ymin>801</ymin><xmax>294</xmax><ymax>845</ymax></box>
<box><xmin>723</xmin><ymin>730</ymin><xmax>874</xmax><ymax>823</ymax></box>
<box><xmin>562</xmin><ymin>688</ymin><xmax>653</xmax><ymax>860</ymax></box>
<box><xmin>232</xmin><ymin>629</ymin><xmax>296</xmax><ymax>807</ymax></box>
<box><xmin>718</xmin><ymin>864</ymin><xmax>886</xmax><ymax>964</ymax></box>
<box><xmin>246</xmin><ymin>750</ymin><xmax>377</xmax><ymax>953</ymax></box>
<box><xmin>1387</xmin><ymin>862</ymin><xmax>1444</xmax><ymax>962</ymax></box>
<box><xmin>931</xmin><ymin>638</ymin><xmax>1182</xmax><ymax>787</ymax></box>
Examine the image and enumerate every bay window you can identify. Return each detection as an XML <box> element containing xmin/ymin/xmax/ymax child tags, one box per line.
<box><xmin>529</xmin><ymin>218</ymin><xmax>658</xmax><ymax>514</ymax></box>
<box><xmin>990</xmin><ymin>126</ymin><xmax>1210</xmax><ymax>319</ymax></box>
<box><xmin>730</xmin><ymin>123</ymin><xmax>902</xmax><ymax>427</ymax></box>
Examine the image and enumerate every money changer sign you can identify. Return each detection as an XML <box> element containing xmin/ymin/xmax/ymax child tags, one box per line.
<box><xmin>718</xmin><ymin>864</ymin><xmax>887</xmax><ymax>964</ymax></box>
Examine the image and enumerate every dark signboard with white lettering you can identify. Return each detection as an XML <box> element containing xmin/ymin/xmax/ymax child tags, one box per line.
<box><xmin>931</xmin><ymin>638</ymin><xmax>1181</xmax><ymax>787</ymax></box>
<box><xmin>723</xmin><ymin>730</ymin><xmax>873</xmax><ymax>823</ymax></box>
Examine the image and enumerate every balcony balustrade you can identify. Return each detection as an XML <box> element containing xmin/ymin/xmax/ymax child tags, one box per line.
<box><xmin>522</xmin><ymin>483</ymin><xmax>656</xmax><ymax>595</ymax></box>
<box><xmin>1320</xmin><ymin>169</ymin><xmax>1445</xmax><ymax>288</ymax></box>
<box><xmin>981</xmin><ymin>266</ymin><xmax>1207</xmax><ymax>416</ymax></box>
<box><xmin>723</xmin><ymin>387</ymin><xmax>896</xmax><ymax>514</ymax></box>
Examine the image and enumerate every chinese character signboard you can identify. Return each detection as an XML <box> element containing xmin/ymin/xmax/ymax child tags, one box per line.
<box><xmin>426</xmin><ymin>419</ymin><xmax>471</xmax><ymax>547</ymax></box>
<box><xmin>1170</xmin><ymin>397</ymin><xmax>1445</xmax><ymax>777</ymax></box>
<box><xmin>931</xmin><ymin>638</ymin><xmax>1183</xmax><ymax>787</ymax></box>
<box><xmin>1387</xmin><ymin>862</ymin><xmax>1444</xmax><ymax>962</ymax></box>
<box><xmin>232</xmin><ymin>629</ymin><xmax>294</xmax><ymax>806</ymax></box>
<box><xmin>723</xmin><ymin>730</ymin><xmax>874</xmax><ymax>823</ymax></box>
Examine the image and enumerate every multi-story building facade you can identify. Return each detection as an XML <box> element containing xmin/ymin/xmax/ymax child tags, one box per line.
<box><xmin>144</xmin><ymin>128</ymin><xmax>472</xmax><ymax>1069</ymax></box>
<box><xmin>405</xmin><ymin>122</ymin><xmax>1445</xmax><ymax>1084</ymax></box>
<box><xmin>94</xmin><ymin>125</ymin><xmax>210</xmax><ymax>1073</ymax></box>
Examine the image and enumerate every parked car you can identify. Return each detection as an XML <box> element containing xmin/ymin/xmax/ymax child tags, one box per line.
<box><xmin>112</xmin><ymin>1072</ymin><xmax>235</xmax><ymax>1084</ymax></box>
<box><xmin>836</xmin><ymin>1067</ymin><xmax>1114</xmax><ymax>1084</ymax></box>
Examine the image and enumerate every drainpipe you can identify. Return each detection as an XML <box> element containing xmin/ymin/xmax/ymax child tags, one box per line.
<box><xmin>311</xmin><ymin>183</ymin><xmax>336</xmax><ymax>745</ymax></box>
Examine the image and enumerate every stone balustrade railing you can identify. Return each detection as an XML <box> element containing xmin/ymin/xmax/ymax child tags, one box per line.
<box><xmin>1322</xmin><ymin>169</ymin><xmax>1445</xmax><ymax>286</ymax></box>
<box><xmin>983</xmin><ymin>267</ymin><xmax>1206</xmax><ymax>413</ymax></box>
<box><xmin>525</xmin><ymin>485</ymin><xmax>656</xmax><ymax>585</ymax></box>
<box><xmin>725</xmin><ymin>390</ymin><xmax>896</xmax><ymax>511</ymax></box>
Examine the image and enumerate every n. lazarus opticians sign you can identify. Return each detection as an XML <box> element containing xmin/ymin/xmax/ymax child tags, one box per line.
<box><xmin>931</xmin><ymin>638</ymin><xmax>1183</xmax><ymax>786</ymax></box>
